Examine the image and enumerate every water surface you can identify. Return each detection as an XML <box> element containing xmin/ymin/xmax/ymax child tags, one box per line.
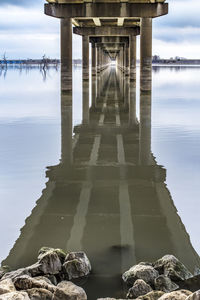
<box><xmin>0</xmin><ymin>65</ymin><xmax>200</xmax><ymax>298</ymax></box>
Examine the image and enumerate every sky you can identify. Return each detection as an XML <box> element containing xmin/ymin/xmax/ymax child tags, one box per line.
<box><xmin>0</xmin><ymin>0</ymin><xmax>199</xmax><ymax>59</ymax></box>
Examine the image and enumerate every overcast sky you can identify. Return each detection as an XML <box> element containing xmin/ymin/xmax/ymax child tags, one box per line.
<box><xmin>0</xmin><ymin>0</ymin><xmax>199</xmax><ymax>59</ymax></box>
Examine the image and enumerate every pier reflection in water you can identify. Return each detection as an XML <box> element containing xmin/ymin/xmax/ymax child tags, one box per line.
<box><xmin>2</xmin><ymin>67</ymin><xmax>200</xmax><ymax>299</ymax></box>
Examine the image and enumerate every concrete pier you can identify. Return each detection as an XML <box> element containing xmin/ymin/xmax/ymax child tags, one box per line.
<box><xmin>61</xmin><ymin>18</ymin><xmax>72</xmax><ymax>92</ymax></box>
<box><xmin>82</xmin><ymin>35</ymin><xmax>89</xmax><ymax>81</ymax></box>
<box><xmin>92</xmin><ymin>42</ymin><xmax>96</xmax><ymax>76</ymax></box>
<box><xmin>130</xmin><ymin>35</ymin><xmax>137</xmax><ymax>81</ymax></box>
<box><xmin>140</xmin><ymin>18</ymin><xmax>152</xmax><ymax>93</ymax></box>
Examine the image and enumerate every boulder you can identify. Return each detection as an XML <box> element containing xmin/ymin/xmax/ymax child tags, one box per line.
<box><xmin>153</xmin><ymin>255</ymin><xmax>192</xmax><ymax>281</ymax></box>
<box><xmin>154</xmin><ymin>275</ymin><xmax>179</xmax><ymax>293</ymax></box>
<box><xmin>158</xmin><ymin>290</ymin><xmax>192</xmax><ymax>300</ymax></box>
<box><xmin>122</xmin><ymin>264</ymin><xmax>159</xmax><ymax>285</ymax></box>
<box><xmin>186</xmin><ymin>290</ymin><xmax>200</xmax><ymax>300</ymax></box>
<box><xmin>26</xmin><ymin>288</ymin><xmax>53</xmax><ymax>300</ymax></box>
<box><xmin>14</xmin><ymin>275</ymin><xmax>56</xmax><ymax>293</ymax></box>
<box><xmin>38</xmin><ymin>250</ymin><xmax>62</xmax><ymax>275</ymax></box>
<box><xmin>0</xmin><ymin>278</ymin><xmax>16</xmax><ymax>295</ymax></box>
<box><xmin>53</xmin><ymin>281</ymin><xmax>87</xmax><ymax>300</ymax></box>
<box><xmin>127</xmin><ymin>279</ymin><xmax>152</xmax><ymax>298</ymax></box>
<box><xmin>38</xmin><ymin>247</ymin><xmax>66</xmax><ymax>264</ymax></box>
<box><xmin>177</xmin><ymin>274</ymin><xmax>200</xmax><ymax>292</ymax></box>
<box><xmin>63</xmin><ymin>252</ymin><xmax>91</xmax><ymax>280</ymax></box>
<box><xmin>97</xmin><ymin>299</ymin><xmax>126</xmax><ymax>300</ymax></box>
<box><xmin>2</xmin><ymin>268</ymin><xmax>31</xmax><ymax>281</ymax></box>
<box><xmin>136</xmin><ymin>291</ymin><xmax>165</xmax><ymax>300</ymax></box>
<box><xmin>0</xmin><ymin>291</ymin><xmax>30</xmax><ymax>300</ymax></box>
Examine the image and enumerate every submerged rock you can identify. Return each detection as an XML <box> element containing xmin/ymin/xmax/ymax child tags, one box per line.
<box><xmin>26</xmin><ymin>288</ymin><xmax>53</xmax><ymax>300</ymax></box>
<box><xmin>0</xmin><ymin>278</ymin><xmax>16</xmax><ymax>295</ymax></box>
<box><xmin>136</xmin><ymin>291</ymin><xmax>165</xmax><ymax>300</ymax></box>
<box><xmin>53</xmin><ymin>281</ymin><xmax>87</xmax><ymax>300</ymax></box>
<box><xmin>186</xmin><ymin>290</ymin><xmax>200</xmax><ymax>300</ymax></box>
<box><xmin>122</xmin><ymin>264</ymin><xmax>159</xmax><ymax>285</ymax></box>
<box><xmin>154</xmin><ymin>275</ymin><xmax>179</xmax><ymax>293</ymax></box>
<box><xmin>127</xmin><ymin>279</ymin><xmax>152</xmax><ymax>298</ymax></box>
<box><xmin>0</xmin><ymin>291</ymin><xmax>30</xmax><ymax>300</ymax></box>
<box><xmin>63</xmin><ymin>252</ymin><xmax>91</xmax><ymax>280</ymax></box>
<box><xmin>158</xmin><ymin>289</ymin><xmax>192</xmax><ymax>300</ymax></box>
<box><xmin>153</xmin><ymin>255</ymin><xmax>192</xmax><ymax>281</ymax></box>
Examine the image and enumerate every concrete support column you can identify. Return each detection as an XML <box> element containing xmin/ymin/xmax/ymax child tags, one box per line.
<box><xmin>130</xmin><ymin>35</ymin><xmax>137</xmax><ymax>81</ymax></box>
<box><xmin>60</xmin><ymin>18</ymin><xmax>73</xmax><ymax>164</ymax></box>
<box><xmin>92</xmin><ymin>42</ymin><xmax>96</xmax><ymax>76</ymax></box>
<box><xmin>129</xmin><ymin>81</ymin><xmax>137</xmax><ymax>126</ymax></box>
<box><xmin>140</xmin><ymin>18</ymin><xmax>152</xmax><ymax>92</ymax></box>
<box><xmin>82</xmin><ymin>35</ymin><xmax>89</xmax><ymax>80</ymax></box>
<box><xmin>61</xmin><ymin>18</ymin><xmax>72</xmax><ymax>92</ymax></box>
<box><xmin>139</xmin><ymin>91</ymin><xmax>152</xmax><ymax>165</ymax></box>
<box><xmin>82</xmin><ymin>79</ymin><xmax>90</xmax><ymax>124</ymax></box>
<box><xmin>97</xmin><ymin>45</ymin><xmax>100</xmax><ymax>73</ymax></box>
<box><xmin>92</xmin><ymin>74</ymin><xmax>97</xmax><ymax>107</ymax></box>
<box><xmin>125</xmin><ymin>42</ymin><xmax>130</xmax><ymax>76</ymax></box>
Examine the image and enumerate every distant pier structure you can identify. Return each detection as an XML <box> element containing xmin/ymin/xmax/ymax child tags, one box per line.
<box><xmin>44</xmin><ymin>0</ymin><xmax>168</xmax><ymax>92</ymax></box>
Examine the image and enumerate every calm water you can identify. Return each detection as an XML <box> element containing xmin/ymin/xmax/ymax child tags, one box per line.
<box><xmin>0</xmin><ymin>65</ymin><xmax>200</xmax><ymax>298</ymax></box>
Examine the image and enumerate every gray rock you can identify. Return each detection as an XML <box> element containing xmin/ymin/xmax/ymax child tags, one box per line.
<box><xmin>38</xmin><ymin>251</ymin><xmax>62</xmax><ymax>275</ymax></box>
<box><xmin>53</xmin><ymin>281</ymin><xmax>87</xmax><ymax>300</ymax></box>
<box><xmin>2</xmin><ymin>268</ymin><xmax>31</xmax><ymax>281</ymax></box>
<box><xmin>186</xmin><ymin>290</ymin><xmax>200</xmax><ymax>300</ymax></box>
<box><xmin>127</xmin><ymin>279</ymin><xmax>152</xmax><ymax>299</ymax></box>
<box><xmin>153</xmin><ymin>255</ymin><xmax>192</xmax><ymax>281</ymax></box>
<box><xmin>136</xmin><ymin>291</ymin><xmax>165</xmax><ymax>300</ymax></box>
<box><xmin>158</xmin><ymin>290</ymin><xmax>192</xmax><ymax>300</ymax></box>
<box><xmin>97</xmin><ymin>299</ymin><xmax>126</xmax><ymax>300</ymax></box>
<box><xmin>31</xmin><ymin>276</ymin><xmax>53</xmax><ymax>285</ymax></box>
<box><xmin>154</xmin><ymin>275</ymin><xmax>179</xmax><ymax>293</ymax></box>
<box><xmin>122</xmin><ymin>264</ymin><xmax>159</xmax><ymax>285</ymax></box>
<box><xmin>0</xmin><ymin>291</ymin><xmax>30</xmax><ymax>300</ymax></box>
<box><xmin>26</xmin><ymin>288</ymin><xmax>53</xmax><ymax>300</ymax></box>
<box><xmin>14</xmin><ymin>275</ymin><xmax>56</xmax><ymax>293</ymax></box>
<box><xmin>0</xmin><ymin>278</ymin><xmax>16</xmax><ymax>295</ymax></box>
<box><xmin>63</xmin><ymin>252</ymin><xmax>91</xmax><ymax>280</ymax></box>
<box><xmin>38</xmin><ymin>247</ymin><xmax>66</xmax><ymax>264</ymax></box>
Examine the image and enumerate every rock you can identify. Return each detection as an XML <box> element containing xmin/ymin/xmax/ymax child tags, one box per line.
<box><xmin>0</xmin><ymin>291</ymin><xmax>30</xmax><ymax>300</ymax></box>
<box><xmin>0</xmin><ymin>266</ymin><xmax>10</xmax><ymax>280</ymax></box>
<box><xmin>186</xmin><ymin>290</ymin><xmax>200</xmax><ymax>300</ymax></box>
<box><xmin>63</xmin><ymin>252</ymin><xmax>91</xmax><ymax>280</ymax></box>
<box><xmin>0</xmin><ymin>278</ymin><xmax>16</xmax><ymax>295</ymax></box>
<box><xmin>38</xmin><ymin>247</ymin><xmax>66</xmax><ymax>264</ymax></box>
<box><xmin>97</xmin><ymin>299</ymin><xmax>126</xmax><ymax>300</ymax></box>
<box><xmin>53</xmin><ymin>281</ymin><xmax>87</xmax><ymax>300</ymax></box>
<box><xmin>154</xmin><ymin>275</ymin><xmax>179</xmax><ymax>293</ymax></box>
<box><xmin>31</xmin><ymin>276</ymin><xmax>53</xmax><ymax>285</ymax></box>
<box><xmin>127</xmin><ymin>279</ymin><xmax>152</xmax><ymax>298</ymax></box>
<box><xmin>26</xmin><ymin>288</ymin><xmax>53</xmax><ymax>300</ymax></box>
<box><xmin>14</xmin><ymin>275</ymin><xmax>56</xmax><ymax>293</ymax></box>
<box><xmin>153</xmin><ymin>255</ymin><xmax>192</xmax><ymax>281</ymax></box>
<box><xmin>38</xmin><ymin>251</ymin><xmax>62</xmax><ymax>275</ymax></box>
<box><xmin>25</xmin><ymin>263</ymin><xmax>43</xmax><ymax>277</ymax></box>
<box><xmin>2</xmin><ymin>268</ymin><xmax>31</xmax><ymax>281</ymax></box>
<box><xmin>122</xmin><ymin>264</ymin><xmax>159</xmax><ymax>285</ymax></box>
<box><xmin>136</xmin><ymin>291</ymin><xmax>165</xmax><ymax>300</ymax></box>
<box><xmin>158</xmin><ymin>290</ymin><xmax>192</xmax><ymax>300</ymax></box>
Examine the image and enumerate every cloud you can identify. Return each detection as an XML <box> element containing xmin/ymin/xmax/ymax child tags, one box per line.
<box><xmin>0</xmin><ymin>0</ymin><xmax>42</xmax><ymax>7</ymax></box>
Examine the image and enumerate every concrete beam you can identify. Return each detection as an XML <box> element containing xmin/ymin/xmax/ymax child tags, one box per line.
<box><xmin>45</xmin><ymin>3</ymin><xmax>168</xmax><ymax>19</ymax></box>
<box><xmin>93</xmin><ymin>18</ymin><xmax>101</xmax><ymax>26</ymax></box>
<box><xmin>118</xmin><ymin>17</ymin><xmax>124</xmax><ymax>26</ymax></box>
<box><xmin>73</xmin><ymin>26</ymin><xmax>140</xmax><ymax>36</ymax></box>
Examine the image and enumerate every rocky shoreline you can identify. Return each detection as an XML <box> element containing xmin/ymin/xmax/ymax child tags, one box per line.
<box><xmin>0</xmin><ymin>248</ymin><xmax>200</xmax><ymax>299</ymax></box>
